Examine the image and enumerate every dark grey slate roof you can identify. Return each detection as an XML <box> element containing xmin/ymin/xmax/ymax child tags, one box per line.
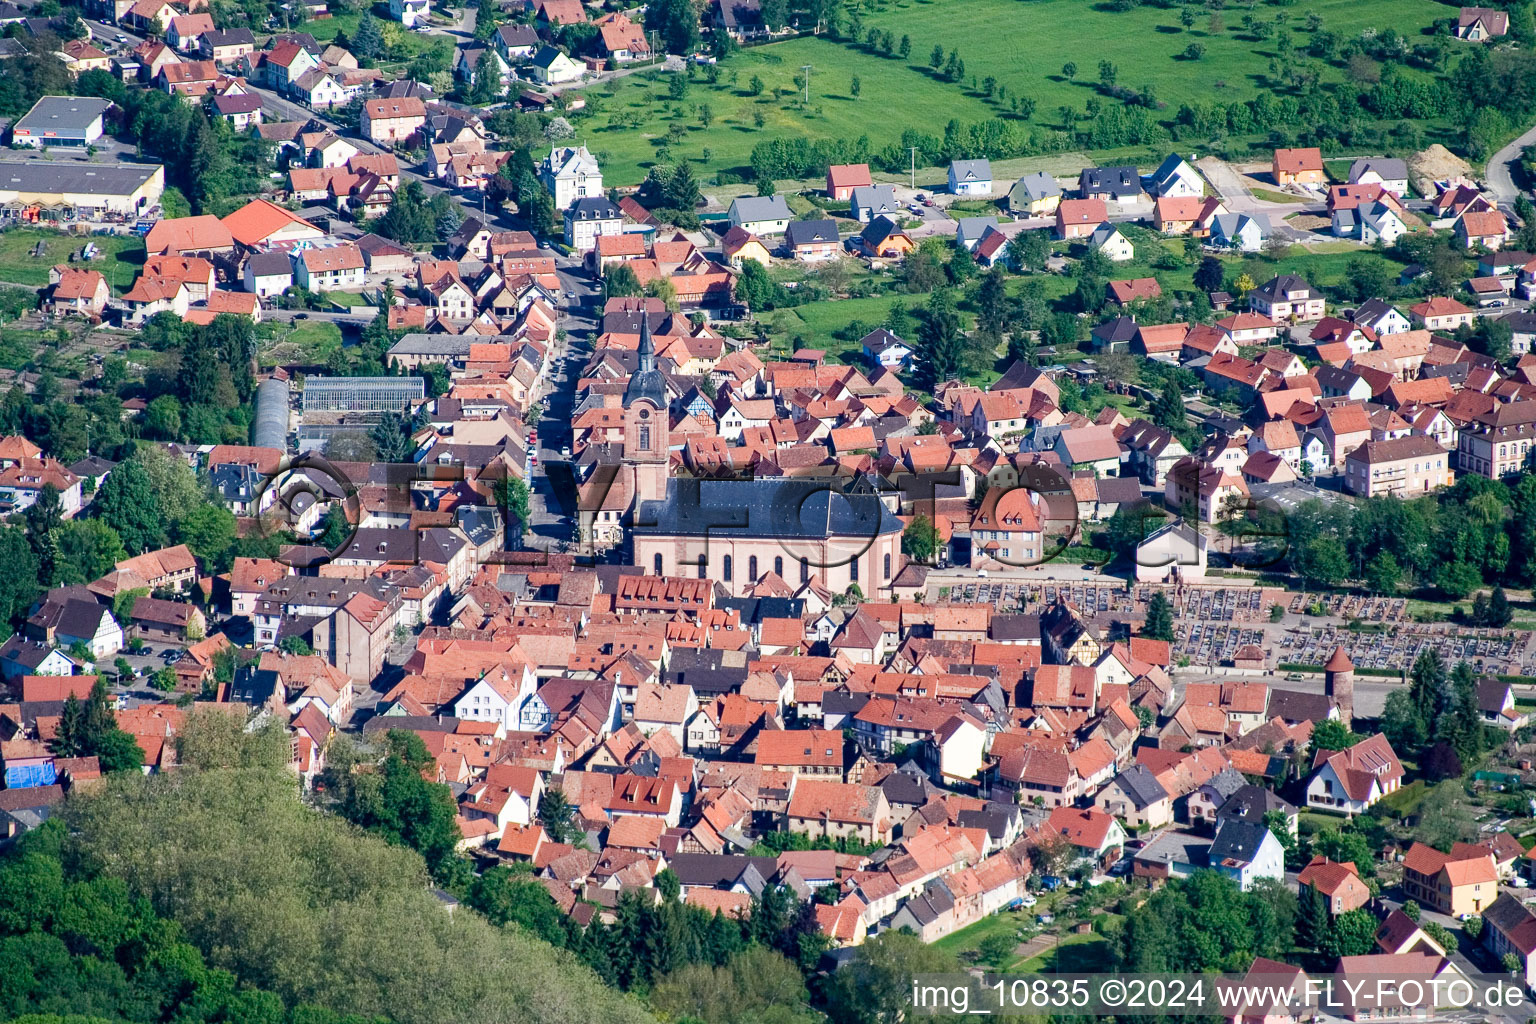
<box><xmin>635</xmin><ymin>477</ymin><xmax>902</xmax><ymax>540</ymax></box>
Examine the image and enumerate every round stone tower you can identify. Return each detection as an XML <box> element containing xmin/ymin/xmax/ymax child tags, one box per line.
<box><xmin>1324</xmin><ymin>645</ymin><xmax>1355</xmax><ymax>727</ymax></box>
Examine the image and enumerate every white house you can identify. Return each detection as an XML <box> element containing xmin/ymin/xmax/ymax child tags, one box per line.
<box><xmin>539</xmin><ymin>144</ymin><xmax>602</xmax><ymax>211</ymax></box>
<box><xmin>389</xmin><ymin>0</ymin><xmax>429</xmax><ymax>28</ymax></box>
<box><xmin>1306</xmin><ymin>734</ymin><xmax>1402</xmax><ymax>816</ymax></box>
<box><xmin>563</xmin><ymin>196</ymin><xmax>623</xmax><ymax>252</ymax></box>
<box><xmin>947</xmin><ymin>158</ymin><xmax>993</xmax><ymax>196</ymax></box>
<box><xmin>1210</xmin><ymin>212</ymin><xmax>1268</xmax><ymax>252</ymax></box>
<box><xmin>955</xmin><ymin>216</ymin><xmax>999</xmax><ymax>251</ymax></box>
<box><xmin>1351</xmin><ymin>298</ymin><xmax>1411</xmax><ymax>336</ymax></box>
<box><xmin>528</xmin><ymin>45</ymin><xmax>582</xmax><ymax>85</ymax></box>
<box><xmin>1147</xmin><ymin>154</ymin><xmax>1204</xmax><ymax>198</ymax></box>
<box><xmin>850</xmin><ymin>184</ymin><xmax>899</xmax><ymax>223</ymax></box>
<box><xmin>1348</xmin><ymin>157</ymin><xmax>1409</xmax><ymax>197</ymax></box>
<box><xmin>1134</xmin><ymin>518</ymin><xmax>1207</xmax><ymax>583</ymax></box>
<box><xmin>1334</xmin><ymin>201</ymin><xmax>1406</xmax><ymax>246</ymax></box>
<box><xmin>1090</xmin><ymin>224</ymin><xmax>1134</xmax><ymax>262</ymax></box>
<box><xmin>1207</xmin><ymin>820</ymin><xmax>1285</xmax><ymax>891</ymax></box>
<box><xmin>452</xmin><ymin>663</ymin><xmax>537</xmax><ymax>729</ymax></box>
<box><xmin>728</xmin><ymin>194</ymin><xmax>793</xmax><ymax>235</ymax></box>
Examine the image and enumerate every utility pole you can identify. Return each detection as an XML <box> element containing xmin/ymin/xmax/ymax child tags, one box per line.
<box><xmin>909</xmin><ymin>146</ymin><xmax>917</xmax><ymax>190</ymax></box>
<box><xmin>800</xmin><ymin>64</ymin><xmax>812</xmax><ymax>104</ymax></box>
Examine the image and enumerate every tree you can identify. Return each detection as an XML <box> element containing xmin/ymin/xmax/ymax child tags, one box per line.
<box><xmin>605</xmin><ymin>262</ymin><xmax>643</xmax><ymax>299</ymax></box>
<box><xmin>977</xmin><ymin>932</ymin><xmax>1016</xmax><ymax>968</ymax></box>
<box><xmin>760</xmin><ymin>0</ymin><xmax>788</xmax><ymax>29</ymax></box>
<box><xmin>53</xmin><ymin>519</ymin><xmax>126</xmax><ymax>587</ymax></box>
<box><xmin>1364</xmin><ymin>550</ymin><xmax>1402</xmax><ymax>595</ymax></box>
<box><xmin>850</xmin><ymin>75</ymin><xmax>861</xmax><ymax>97</ymax></box>
<box><xmin>1312</xmin><ymin>829</ymin><xmax>1375</xmax><ymax>878</ymax></box>
<box><xmin>369</xmin><ymin>412</ymin><xmax>417</xmax><ymax>463</ymax></box>
<box><xmin>1300</xmin><ymin>535</ymin><xmax>1349</xmax><ymax>587</ymax></box>
<box><xmin>278</xmin><ymin>636</ymin><xmax>313</xmax><ymax>655</ymax></box>
<box><xmin>825</xmin><ymin>930</ymin><xmax>960</xmax><ymax>1024</ymax></box>
<box><xmin>1489</xmin><ymin>586</ymin><xmax>1513</xmax><ymax>627</ymax></box>
<box><xmin>1416</xmin><ymin>780</ymin><xmax>1480</xmax><ymax>849</ymax></box>
<box><xmin>899</xmin><ymin>34</ymin><xmax>910</xmax><ymax>58</ymax></box>
<box><xmin>1180</xmin><ymin>7</ymin><xmax>1196</xmax><ymax>27</ymax></box>
<box><xmin>1006</xmin><ymin>229</ymin><xmax>1050</xmax><ymax>271</ymax></box>
<box><xmin>915</xmin><ymin>288</ymin><xmax>964</xmax><ymax>387</ymax></box>
<box><xmin>1143</xmin><ymin>591</ymin><xmax>1175</xmax><ymax>641</ymax></box>
<box><xmin>337</xmin><ymin>729</ymin><xmax>464</xmax><ymax>883</ymax></box>
<box><xmin>1436</xmin><ymin>559</ymin><xmax>1482</xmax><ymax>599</ymax></box>
<box><xmin>1505</xmin><ymin>951</ymin><xmax>1523</xmax><ymax>976</ymax></box>
<box><xmin>1463</xmin><ymin>915</ymin><xmax>1483</xmax><ymax>940</ymax></box>
<box><xmin>467</xmin><ymin>865</ymin><xmax>568</xmax><ymax>946</ymax></box>
<box><xmin>174</xmin><ymin>706</ymin><xmax>292</xmax><ymax>770</ymax></box>
<box><xmin>1151</xmin><ymin>378</ymin><xmax>1186</xmax><ymax>431</ymax></box>
<box><xmin>1403</xmin><ymin>900</ymin><xmax>1420</xmax><ymax>922</ymax></box>
<box><xmin>353</xmin><ymin>13</ymin><xmax>384</xmax><ymax>58</ymax></box>
<box><xmin>651</xmin><ymin>947</ymin><xmax>817</xmax><ymax>1024</ymax></box>
<box><xmin>1309</xmin><ymin>718</ymin><xmax>1361</xmax><ymax>757</ymax></box>
<box><xmin>92</xmin><ymin>456</ymin><xmax>163</xmax><ymax>553</ymax></box>
<box><xmin>1381</xmin><ymin>688</ymin><xmax>1428</xmax><ymax>756</ymax></box>
<box><xmin>1296</xmin><ymin>880</ymin><xmax>1328</xmax><ymax>949</ymax></box>
<box><xmin>1183</xmin><ymin>42</ymin><xmax>1206</xmax><ymax>59</ymax></box>
<box><xmin>496</xmin><ymin>477</ymin><xmax>531</xmax><ymax>539</ymax></box>
<box><xmin>178</xmin><ymin>504</ymin><xmax>237</xmax><ymax>571</ymax></box>
<box><xmin>902</xmin><ymin>515</ymin><xmax>941</xmax><ymax>563</ymax></box>
<box><xmin>143</xmin><ymin>394</ymin><xmax>184</xmax><ymax>440</ymax></box>
<box><xmin>1320</xmin><ymin>908</ymin><xmax>1378</xmax><ymax>957</ymax></box>
<box><xmin>930</xmin><ymin>44</ymin><xmax>944</xmax><ymax>68</ymax></box>
<box><xmin>1194</xmin><ymin>255</ymin><xmax>1225</xmax><ymax>293</ymax></box>
<box><xmin>539</xmin><ymin>786</ymin><xmax>576</xmax><ymax>843</ymax></box>
<box><xmin>645</xmin><ymin>0</ymin><xmax>700</xmax><ymax>55</ymax></box>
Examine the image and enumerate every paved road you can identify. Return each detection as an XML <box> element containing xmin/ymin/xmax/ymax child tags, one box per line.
<box><xmin>1487</xmin><ymin>122</ymin><xmax>1536</xmax><ymax>201</ymax></box>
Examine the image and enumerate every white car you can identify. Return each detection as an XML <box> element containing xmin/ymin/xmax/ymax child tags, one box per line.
<box><xmin>1019</xmin><ymin>894</ymin><xmax>1037</xmax><ymax>908</ymax></box>
<box><xmin>976</xmin><ymin>569</ymin><xmax>988</xmax><ymax>578</ymax></box>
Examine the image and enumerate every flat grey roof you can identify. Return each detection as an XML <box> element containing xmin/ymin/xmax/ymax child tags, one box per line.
<box><xmin>0</xmin><ymin>160</ymin><xmax>161</xmax><ymax>197</ymax></box>
<box><xmin>15</xmin><ymin>96</ymin><xmax>112</xmax><ymax>137</ymax></box>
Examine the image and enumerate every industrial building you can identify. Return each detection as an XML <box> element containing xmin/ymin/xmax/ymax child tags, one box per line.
<box><xmin>0</xmin><ymin>161</ymin><xmax>165</xmax><ymax>222</ymax></box>
<box><xmin>301</xmin><ymin>376</ymin><xmax>425</xmax><ymax>415</ymax></box>
<box><xmin>11</xmin><ymin>96</ymin><xmax>112</xmax><ymax>148</ymax></box>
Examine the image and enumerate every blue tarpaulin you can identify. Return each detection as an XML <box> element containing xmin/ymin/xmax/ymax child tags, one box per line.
<box><xmin>3</xmin><ymin>762</ymin><xmax>56</xmax><ymax>789</ymax></box>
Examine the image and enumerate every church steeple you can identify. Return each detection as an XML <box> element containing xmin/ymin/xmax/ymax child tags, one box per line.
<box><xmin>624</xmin><ymin>309</ymin><xmax>666</xmax><ymax>410</ymax></box>
<box><xmin>637</xmin><ymin>310</ymin><xmax>655</xmax><ymax>372</ymax></box>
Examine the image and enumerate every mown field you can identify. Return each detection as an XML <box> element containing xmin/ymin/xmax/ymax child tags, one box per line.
<box><xmin>0</xmin><ymin>229</ymin><xmax>145</xmax><ymax>290</ymax></box>
<box><xmin>571</xmin><ymin>0</ymin><xmax>1455</xmax><ymax>188</ymax></box>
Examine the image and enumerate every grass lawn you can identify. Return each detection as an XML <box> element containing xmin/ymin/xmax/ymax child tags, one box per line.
<box><xmin>932</xmin><ymin>911</ymin><xmax>1032</xmax><ymax>962</ymax></box>
<box><xmin>260</xmin><ymin>320</ymin><xmax>344</xmax><ymax>366</ymax></box>
<box><xmin>571</xmin><ymin>0</ymin><xmax>1449</xmax><ymax>188</ymax></box>
<box><xmin>571</xmin><ymin>36</ymin><xmax>1007</xmax><ymax>186</ymax></box>
<box><xmin>0</xmin><ymin>229</ymin><xmax>145</xmax><ymax>290</ymax></box>
<box><xmin>1014</xmin><ymin>933</ymin><xmax>1110</xmax><ymax>973</ymax></box>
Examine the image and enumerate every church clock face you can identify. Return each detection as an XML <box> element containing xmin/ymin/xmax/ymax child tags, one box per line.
<box><xmin>638</xmin><ymin>409</ymin><xmax>650</xmax><ymax>419</ymax></box>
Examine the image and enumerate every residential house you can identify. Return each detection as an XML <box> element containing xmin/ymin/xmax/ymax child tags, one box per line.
<box><xmin>1272</xmin><ymin>147</ymin><xmax>1324</xmax><ymax>186</ymax></box>
<box><xmin>1209</xmin><ymin>212</ymin><xmax>1268</xmax><ymax>252</ymax></box>
<box><xmin>1249</xmin><ymin>274</ymin><xmax>1325</xmax><ymax>322</ymax></box>
<box><xmin>728</xmin><ymin>195</ymin><xmax>793</xmax><ymax>235</ymax></box>
<box><xmin>1457</xmin><ymin>6</ymin><xmax>1509</xmax><ymax>39</ymax></box>
<box><xmin>826</xmin><ymin>163</ymin><xmax>871</xmax><ymax>202</ymax></box>
<box><xmin>1305</xmin><ymin>733</ymin><xmax>1402</xmax><ymax>815</ymax></box>
<box><xmin>528</xmin><ymin>45</ymin><xmax>582</xmax><ymax>85</ymax></box>
<box><xmin>360</xmin><ymin>97</ymin><xmax>425</xmax><ymax>145</ymax></box>
<box><xmin>1456</xmin><ymin>209</ymin><xmax>1509</xmax><ymax>250</ymax></box>
<box><xmin>1078</xmin><ymin>166</ymin><xmax>1142</xmax><ymax>202</ymax></box>
<box><xmin>1409</xmin><ymin>296</ymin><xmax>1474</xmax><ymax>331</ymax></box>
<box><xmin>1298</xmin><ymin>855</ymin><xmax>1372</xmax><ymax>915</ymax></box>
<box><xmin>1147</xmin><ymin>154</ymin><xmax>1203</xmax><ymax>198</ymax></box>
<box><xmin>784</xmin><ymin>219</ymin><xmax>839</xmax><ymax>261</ymax></box>
<box><xmin>1348</xmin><ymin>158</ymin><xmax>1409</xmax><ymax>196</ymax></box>
<box><xmin>539</xmin><ymin>144</ymin><xmax>601</xmax><ymax>210</ymax></box>
<box><xmin>786</xmin><ymin>779</ymin><xmax>892</xmax><ymax>845</ymax></box>
<box><xmin>1093</xmin><ymin>763</ymin><xmax>1172</xmax><ymax>828</ymax></box>
<box><xmin>1007</xmin><ymin>172</ymin><xmax>1062</xmax><ymax>216</ymax></box>
<box><xmin>44</xmin><ymin>266</ymin><xmax>109</xmax><ymax>318</ymax></box>
<box><xmin>850</xmin><ymin>184</ymin><xmax>899</xmax><ymax>223</ymax></box>
<box><xmin>1402</xmin><ymin>841</ymin><xmax>1498</xmax><ymax>916</ymax></box>
<box><xmin>1342</xmin><ymin>435</ymin><xmax>1451</xmax><ymax>497</ymax></box>
<box><xmin>947</xmin><ymin>159</ymin><xmax>993</xmax><ymax>196</ymax></box>
<box><xmin>1056</xmin><ymin>198</ymin><xmax>1107</xmax><ymax>239</ymax></box>
<box><xmin>563</xmin><ymin>196</ymin><xmax>622</xmax><ymax>253</ymax></box>
<box><xmin>292</xmin><ymin>243</ymin><xmax>364</xmax><ymax>291</ymax></box>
